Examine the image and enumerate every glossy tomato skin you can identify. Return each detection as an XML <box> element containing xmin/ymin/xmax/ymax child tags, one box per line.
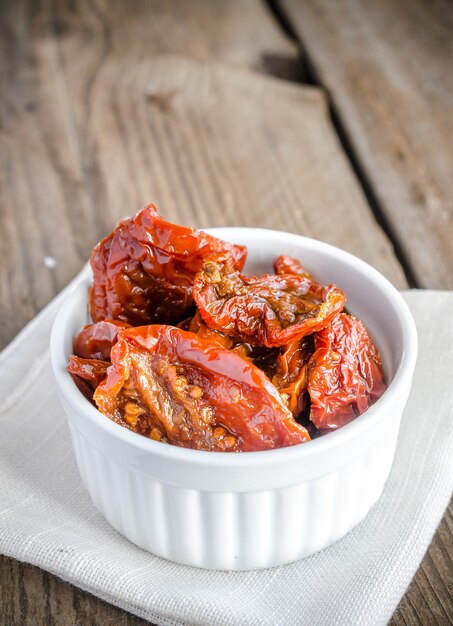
<box><xmin>93</xmin><ymin>325</ymin><xmax>310</xmax><ymax>452</ymax></box>
<box><xmin>273</xmin><ymin>255</ymin><xmax>312</xmax><ymax>279</ymax></box>
<box><xmin>193</xmin><ymin>259</ymin><xmax>346</xmax><ymax>348</ymax></box>
<box><xmin>68</xmin><ymin>355</ymin><xmax>109</xmax><ymax>390</ymax></box>
<box><xmin>73</xmin><ymin>319</ymin><xmax>131</xmax><ymax>360</ymax></box>
<box><xmin>272</xmin><ymin>336</ymin><xmax>314</xmax><ymax>416</ymax></box>
<box><xmin>187</xmin><ymin>310</ymin><xmax>236</xmax><ymax>350</ymax></box>
<box><xmin>308</xmin><ymin>313</ymin><xmax>386</xmax><ymax>430</ymax></box>
<box><xmin>70</xmin><ymin>217</ymin><xmax>388</xmax><ymax>449</ymax></box>
<box><xmin>90</xmin><ymin>205</ymin><xmax>247</xmax><ymax>327</ymax></box>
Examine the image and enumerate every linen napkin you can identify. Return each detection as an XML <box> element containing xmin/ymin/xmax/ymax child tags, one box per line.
<box><xmin>0</xmin><ymin>276</ymin><xmax>452</xmax><ymax>626</ymax></box>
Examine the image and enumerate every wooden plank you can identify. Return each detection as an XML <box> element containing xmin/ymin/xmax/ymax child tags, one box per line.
<box><xmin>0</xmin><ymin>3</ymin><xmax>407</xmax><ymax>350</ymax></box>
<box><xmin>0</xmin><ymin>0</ymin><xmax>298</xmax><ymax>349</ymax></box>
<box><xmin>72</xmin><ymin>53</ymin><xmax>407</xmax><ymax>283</ymax></box>
<box><xmin>0</xmin><ymin>557</ymin><xmax>148</xmax><ymax>626</ymax></box>
<box><xmin>279</xmin><ymin>0</ymin><xmax>453</xmax><ymax>288</ymax></box>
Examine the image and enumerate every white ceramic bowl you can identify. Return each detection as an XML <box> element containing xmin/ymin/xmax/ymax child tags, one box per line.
<box><xmin>50</xmin><ymin>228</ymin><xmax>417</xmax><ymax>571</ymax></box>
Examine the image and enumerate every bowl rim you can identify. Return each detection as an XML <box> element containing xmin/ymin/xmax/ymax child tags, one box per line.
<box><xmin>50</xmin><ymin>227</ymin><xmax>418</xmax><ymax>469</ymax></box>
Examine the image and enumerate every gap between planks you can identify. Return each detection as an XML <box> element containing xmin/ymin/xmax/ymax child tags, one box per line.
<box><xmin>263</xmin><ymin>0</ymin><xmax>420</xmax><ymax>288</ymax></box>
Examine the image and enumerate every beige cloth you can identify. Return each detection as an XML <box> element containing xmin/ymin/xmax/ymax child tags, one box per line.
<box><xmin>0</xmin><ymin>278</ymin><xmax>452</xmax><ymax>626</ymax></box>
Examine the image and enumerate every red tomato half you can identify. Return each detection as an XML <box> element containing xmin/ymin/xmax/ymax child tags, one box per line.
<box><xmin>94</xmin><ymin>325</ymin><xmax>310</xmax><ymax>451</ymax></box>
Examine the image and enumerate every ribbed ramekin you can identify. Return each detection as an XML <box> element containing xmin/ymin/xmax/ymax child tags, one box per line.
<box><xmin>50</xmin><ymin>228</ymin><xmax>417</xmax><ymax>570</ymax></box>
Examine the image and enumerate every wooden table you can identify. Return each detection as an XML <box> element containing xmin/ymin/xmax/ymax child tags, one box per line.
<box><xmin>1</xmin><ymin>1</ymin><xmax>452</xmax><ymax>623</ymax></box>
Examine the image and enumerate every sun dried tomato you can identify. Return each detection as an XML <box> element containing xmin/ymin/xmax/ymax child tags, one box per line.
<box><xmin>188</xmin><ymin>310</ymin><xmax>282</xmax><ymax>374</ymax></box>
<box><xmin>73</xmin><ymin>319</ymin><xmax>131</xmax><ymax>360</ymax></box>
<box><xmin>193</xmin><ymin>259</ymin><xmax>346</xmax><ymax>348</ymax></box>
<box><xmin>93</xmin><ymin>325</ymin><xmax>310</xmax><ymax>451</ymax></box>
<box><xmin>273</xmin><ymin>255</ymin><xmax>312</xmax><ymax>279</ymax></box>
<box><xmin>272</xmin><ymin>336</ymin><xmax>314</xmax><ymax>416</ymax></box>
<box><xmin>187</xmin><ymin>310</ymin><xmax>236</xmax><ymax>350</ymax></box>
<box><xmin>308</xmin><ymin>313</ymin><xmax>386</xmax><ymax>429</ymax></box>
<box><xmin>90</xmin><ymin>205</ymin><xmax>247</xmax><ymax>327</ymax></box>
<box><xmin>67</xmin><ymin>355</ymin><xmax>110</xmax><ymax>403</ymax></box>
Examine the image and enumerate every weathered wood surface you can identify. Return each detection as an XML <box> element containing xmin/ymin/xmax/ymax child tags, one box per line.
<box><xmin>0</xmin><ymin>1</ymin><xmax>450</xmax><ymax>625</ymax></box>
<box><xmin>280</xmin><ymin>0</ymin><xmax>453</xmax><ymax>289</ymax></box>
<box><xmin>0</xmin><ymin>0</ymin><xmax>297</xmax><ymax>349</ymax></box>
<box><xmin>0</xmin><ymin>556</ymin><xmax>145</xmax><ymax>625</ymax></box>
<box><xmin>0</xmin><ymin>0</ymin><xmax>406</xmax><ymax>351</ymax></box>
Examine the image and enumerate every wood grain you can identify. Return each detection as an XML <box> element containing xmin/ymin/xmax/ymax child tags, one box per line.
<box><xmin>0</xmin><ymin>0</ymin><xmax>406</xmax><ymax>350</ymax></box>
<box><xmin>279</xmin><ymin>0</ymin><xmax>453</xmax><ymax>289</ymax></box>
<box><xmin>0</xmin><ymin>557</ymin><xmax>146</xmax><ymax>625</ymax></box>
<box><xmin>0</xmin><ymin>0</ymin><xmax>297</xmax><ymax>350</ymax></box>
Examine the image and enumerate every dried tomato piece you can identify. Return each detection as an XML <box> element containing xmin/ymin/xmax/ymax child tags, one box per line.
<box><xmin>193</xmin><ymin>259</ymin><xmax>346</xmax><ymax>348</ymax></box>
<box><xmin>272</xmin><ymin>336</ymin><xmax>314</xmax><ymax>416</ymax></box>
<box><xmin>73</xmin><ymin>319</ymin><xmax>131</xmax><ymax>360</ymax></box>
<box><xmin>93</xmin><ymin>325</ymin><xmax>310</xmax><ymax>451</ymax></box>
<box><xmin>273</xmin><ymin>255</ymin><xmax>312</xmax><ymax>279</ymax></box>
<box><xmin>67</xmin><ymin>355</ymin><xmax>110</xmax><ymax>403</ymax></box>
<box><xmin>308</xmin><ymin>313</ymin><xmax>386</xmax><ymax>429</ymax></box>
<box><xmin>188</xmin><ymin>311</ymin><xmax>280</xmax><ymax>372</ymax></box>
<box><xmin>90</xmin><ymin>205</ymin><xmax>247</xmax><ymax>326</ymax></box>
<box><xmin>188</xmin><ymin>310</ymin><xmax>236</xmax><ymax>351</ymax></box>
